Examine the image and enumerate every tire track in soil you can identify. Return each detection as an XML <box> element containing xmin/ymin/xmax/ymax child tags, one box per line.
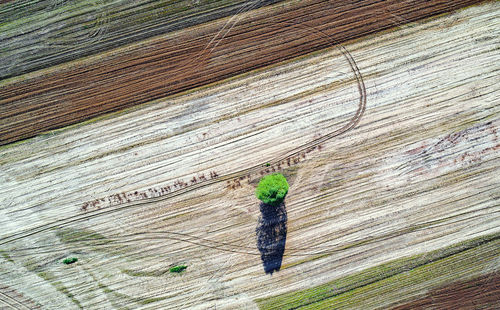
<box><xmin>0</xmin><ymin>19</ymin><xmax>367</xmax><ymax>250</ymax></box>
<box><xmin>6</xmin><ymin>207</ymin><xmax>497</xmax><ymax>258</ymax></box>
<box><xmin>0</xmin><ymin>0</ymin><xmax>484</xmax><ymax>145</ymax></box>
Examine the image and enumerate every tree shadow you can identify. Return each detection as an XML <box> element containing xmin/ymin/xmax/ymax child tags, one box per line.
<box><xmin>256</xmin><ymin>201</ymin><xmax>287</xmax><ymax>274</ymax></box>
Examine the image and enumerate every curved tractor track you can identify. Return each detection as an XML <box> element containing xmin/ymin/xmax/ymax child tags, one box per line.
<box><xmin>0</xmin><ymin>0</ymin><xmax>482</xmax><ymax>145</ymax></box>
<box><xmin>0</xmin><ymin>21</ymin><xmax>366</xmax><ymax>251</ymax></box>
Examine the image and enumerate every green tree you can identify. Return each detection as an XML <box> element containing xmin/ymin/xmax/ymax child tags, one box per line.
<box><xmin>255</xmin><ymin>173</ymin><xmax>289</xmax><ymax>205</ymax></box>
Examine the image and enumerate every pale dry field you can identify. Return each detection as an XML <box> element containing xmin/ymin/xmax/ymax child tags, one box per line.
<box><xmin>0</xmin><ymin>2</ymin><xmax>499</xmax><ymax>309</ymax></box>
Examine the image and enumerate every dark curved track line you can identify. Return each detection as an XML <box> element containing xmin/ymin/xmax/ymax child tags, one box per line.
<box><xmin>6</xmin><ymin>208</ymin><xmax>496</xmax><ymax>259</ymax></box>
<box><xmin>0</xmin><ymin>291</ymin><xmax>31</xmax><ymax>310</ymax></box>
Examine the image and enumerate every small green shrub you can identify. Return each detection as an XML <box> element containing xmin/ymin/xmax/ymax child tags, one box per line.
<box><xmin>62</xmin><ymin>257</ymin><xmax>78</xmax><ymax>265</ymax></box>
<box><xmin>255</xmin><ymin>173</ymin><xmax>289</xmax><ymax>205</ymax></box>
<box><xmin>169</xmin><ymin>265</ymin><xmax>187</xmax><ymax>273</ymax></box>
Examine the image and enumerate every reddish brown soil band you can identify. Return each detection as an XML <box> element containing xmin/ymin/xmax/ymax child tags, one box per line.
<box><xmin>0</xmin><ymin>0</ymin><xmax>485</xmax><ymax>145</ymax></box>
<box><xmin>392</xmin><ymin>273</ymin><xmax>500</xmax><ymax>310</ymax></box>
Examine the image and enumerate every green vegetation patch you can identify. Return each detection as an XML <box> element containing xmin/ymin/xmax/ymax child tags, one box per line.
<box><xmin>37</xmin><ymin>271</ymin><xmax>82</xmax><ymax>308</ymax></box>
<box><xmin>122</xmin><ymin>268</ymin><xmax>167</xmax><ymax>277</ymax></box>
<box><xmin>256</xmin><ymin>173</ymin><xmax>289</xmax><ymax>205</ymax></box>
<box><xmin>140</xmin><ymin>296</ymin><xmax>168</xmax><ymax>305</ymax></box>
<box><xmin>0</xmin><ymin>250</ymin><xmax>13</xmax><ymax>263</ymax></box>
<box><xmin>62</xmin><ymin>257</ymin><xmax>78</xmax><ymax>265</ymax></box>
<box><xmin>169</xmin><ymin>265</ymin><xmax>187</xmax><ymax>273</ymax></box>
<box><xmin>54</xmin><ymin>228</ymin><xmax>131</xmax><ymax>257</ymax></box>
<box><xmin>256</xmin><ymin>233</ymin><xmax>500</xmax><ymax>309</ymax></box>
<box><xmin>56</xmin><ymin>228</ymin><xmax>109</xmax><ymax>244</ymax></box>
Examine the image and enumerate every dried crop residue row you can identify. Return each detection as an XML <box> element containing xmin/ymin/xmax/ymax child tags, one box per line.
<box><xmin>80</xmin><ymin>144</ymin><xmax>323</xmax><ymax>213</ymax></box>
<box><xmin>0</xmin><ymin>0</ymin><xmax>485</xmax><ymax>144</ymax></box>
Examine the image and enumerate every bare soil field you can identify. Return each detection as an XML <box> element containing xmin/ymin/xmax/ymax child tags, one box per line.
<box><xmin>0</xmin><ymin>1</ymin><xmax>498</xmax><ymax>309</ymax></box>
<box><xmin>392</xmin><ymin>273</ymin><xmax>500</xmax><ymax>310</ymax></box>
<box><xmin>0</xmin><ymin>0</ymin><xmax>486</xmax><ymax>145</ymax></box>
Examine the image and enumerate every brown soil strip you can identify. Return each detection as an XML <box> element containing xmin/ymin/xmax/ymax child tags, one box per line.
<box><xmin>391</xmin><ymin>273</ymin><xmax>500</xmax><ymax>310</ymax></box>
<box><xmin>0</xmin><ymin>0</ymin><xmax>485</xmax><ymax>145</ymax></box>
